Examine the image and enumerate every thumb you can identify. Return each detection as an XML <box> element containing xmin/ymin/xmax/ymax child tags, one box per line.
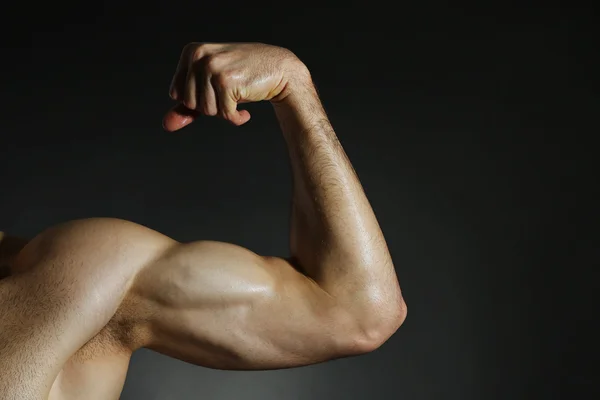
<box><xmin>163</xmin><ymin>103</ymin><xmax>200</xmax><ymax>132</ymax></box>
<box><xmin>228</xmin><ymin>109</ymin><xmax>252</xmax><ymax>126</ymax></box>
<box><xmin>216</xmin><ymin>88</ymin><xmax>252</xmax><ymax>126</ymax></box>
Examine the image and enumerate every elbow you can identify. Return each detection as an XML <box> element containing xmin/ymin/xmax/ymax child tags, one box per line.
<box><xmin>362</xmin><ymin>299</ymin><xmax>408</xmax><ymax>352</ymax></box>
<box><xmin>336</xmin><ymin>297</ymin><xmax>408</xmax><ymax>356</ymax></box>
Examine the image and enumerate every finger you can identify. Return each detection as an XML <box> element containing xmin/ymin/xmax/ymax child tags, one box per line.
<box><xmin>201</xmin><ymin>74</ymin><xmax>218</xmax><ymax>116</ymax></box>
<box><xmin>182</xmin><ymin>57</ymin><xmax>198</xmax><ymax>110</ymax></box>
<box><xmin>214</xmin><ymin>82</ymin><xmax>251</xmax><ymax>126</ymax></box>
<box><xmin>163</xmin><ymin>103</ymin><xmax>200</xmax><ymax>132</ymax></box>
<box><xmin>169</xmin><ymin>44</ymin><xmax>197</xmax><ymax>101</ymax></box>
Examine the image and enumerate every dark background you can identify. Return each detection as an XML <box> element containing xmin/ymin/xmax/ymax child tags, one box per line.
<box><xmin>1</xmin><ymin>2</ymin><xmax>597</xmax><ymax>399</ymax></box>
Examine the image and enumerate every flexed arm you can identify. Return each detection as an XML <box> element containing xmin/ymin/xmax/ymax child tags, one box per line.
<box><xmin>132</xmin><ymin>42</ymin><xmax>407</xmax><ymax>369</ymax></box>
<box><xmin>0</xmin><ymin>43</ymin><xmax>406</xmax><ymax>400</ymax></box>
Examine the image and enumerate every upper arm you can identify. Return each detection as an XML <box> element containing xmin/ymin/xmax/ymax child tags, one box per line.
<box><xmin>132</xmin><ymin>240</ymin><xmax>366</xmax><ymax>370</ymax></box>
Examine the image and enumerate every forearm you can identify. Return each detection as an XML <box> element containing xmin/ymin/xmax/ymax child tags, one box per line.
<box><xmin>273</xmin><ymin>75</ymin><xmax>405</xmax><ymax>337</ymax></box>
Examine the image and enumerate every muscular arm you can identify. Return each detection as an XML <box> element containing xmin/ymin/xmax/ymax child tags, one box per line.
<box><xmin>130</xmin><ymin>55</ymin><xmax>406</xmax><ymax>369</ymax></box>
<box><xmin>1</xmin><ymin>45</ymin><xmax>406</xmax><ymax>398</ymax></box>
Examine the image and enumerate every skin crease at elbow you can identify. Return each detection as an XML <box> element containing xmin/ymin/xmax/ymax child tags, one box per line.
<box><xmin>0</xmin><ymin>42</ymin><xmax>407</xmax><ymax>400</ymax></box>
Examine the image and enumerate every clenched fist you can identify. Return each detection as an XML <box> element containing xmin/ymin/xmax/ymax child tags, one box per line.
<box><xmin>163</xmin><ymin>42</ymin><xmax>311</xmax><ymax>131</ymax></box>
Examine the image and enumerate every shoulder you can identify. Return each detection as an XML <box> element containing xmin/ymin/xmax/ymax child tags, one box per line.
<box><xmin>15</xmin><ymin>218</ymin><xmax>178</xmax><ymax>276</ymax></box>
<box><xmin>30</xmin><ymin>217</ymin><xmax>175</xmax><ymax>248</ymax></box>
<box><xmin>36</xmin><ymin>217</ymin><xmax>171</xmax><ymax>240</ymax></box>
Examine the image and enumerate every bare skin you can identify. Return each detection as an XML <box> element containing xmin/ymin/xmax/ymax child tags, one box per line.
<box><xmin>0</xmin><ymin>42</ymin><xmax>407</xmax><ymax>400</ymax></box>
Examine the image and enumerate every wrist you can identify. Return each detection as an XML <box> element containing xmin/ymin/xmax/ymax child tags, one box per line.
<box><xmin>272</xmin><ymin>84</ymin><xmax>326</xmax><ymax>128</ymax></box>
<box><xmin>271</xmin><ymin>61</ymin><xmax>316</xmax><ymax>105</ymax></box>
<box><xmin>272</xmin><ymin>70</ymin><xmax>324</xmax><ymax>113</ymax></box>
<box><xmin>271</xmin><ymin>60</ymin><xmax>331</xmax><ymax>138</ymax></box>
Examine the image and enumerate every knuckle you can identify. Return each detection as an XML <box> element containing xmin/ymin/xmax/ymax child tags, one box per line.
<box><xmin>183</xmin><ymin>42</ymin><xmax>208</xmax><ymax>60</ymax></box>
<box><xmin>192</xmin><ymin>46</ymin><xmax>206</xmax><ymax>61</ymax></box>
<box><xmin>183</xmin><ymin>42</ymin><xmax>198</xmax><ymax>54</ymax></box>
<box><xmin>204</xmin><ymin>54</ymin><xmax>222</xmax><ymax>73</ymax></box>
